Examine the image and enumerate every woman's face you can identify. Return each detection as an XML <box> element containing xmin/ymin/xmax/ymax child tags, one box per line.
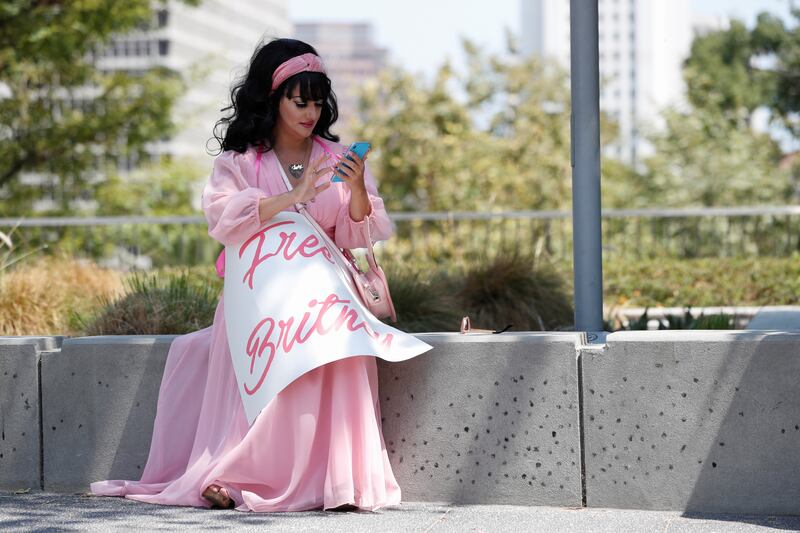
<box><xmin>276</xmin><ymin>88</ymin><xmax>323</xmax><ymax>141</ymax></box>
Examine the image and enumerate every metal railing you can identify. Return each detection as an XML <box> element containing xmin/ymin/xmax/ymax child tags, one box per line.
<box><xmin>2</xmin><ymin>205</ymin><xmax>799</xmax><ymax>268</ymax></box>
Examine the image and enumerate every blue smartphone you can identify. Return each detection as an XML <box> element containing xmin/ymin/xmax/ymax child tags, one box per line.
<box><xmin>332</xmin><ymin>142</ymin><xmax>370</xmax><ymax>182</ymax></box>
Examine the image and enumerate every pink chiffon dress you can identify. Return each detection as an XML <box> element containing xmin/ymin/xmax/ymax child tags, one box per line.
<box><xmin>90</xmin><ymin>137</ymin><xmax>401</xmax><ymax>512</ymax></box>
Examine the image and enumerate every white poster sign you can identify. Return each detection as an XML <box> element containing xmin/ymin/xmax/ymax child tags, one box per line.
<box><xmin>224</xmin><ymin>212</ymin><xmax>432</xmax><ymax>425</ymax></box>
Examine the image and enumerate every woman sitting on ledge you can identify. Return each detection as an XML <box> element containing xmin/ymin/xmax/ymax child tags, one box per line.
<box><xmin>90</xmin><ymin>38</ymin><xmax>400</xmax><ymax>512</ymax></box>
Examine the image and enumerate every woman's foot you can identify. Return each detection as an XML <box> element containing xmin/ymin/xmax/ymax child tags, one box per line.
<box><xmin>202</xmin><ymin>484</ymin><xmax>235</xmax><ymax>509</ymax></box>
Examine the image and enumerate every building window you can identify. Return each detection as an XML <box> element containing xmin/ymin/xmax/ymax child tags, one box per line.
<box><xmin>158</xmin><ymin>40</ymin><xmax>170</xmax><ymax>56</ymax></box>
<box><xmin>157</xmin><ymin>9</ymin><xmax>169</xmax><ymax>28</ymax></box>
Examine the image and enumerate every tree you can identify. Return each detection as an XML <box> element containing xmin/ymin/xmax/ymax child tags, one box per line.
<box><xmin>0</xmin><ymin>0</ymin><xmax>198</xmax><ymax>214</ymax></box>
<box><xmin>353</xmin><ymin>37</ymin><xmax>570</xmax><ymax>213</ymax></box>
<box><xmin>94</xmin><ymin>158</ymin><xmax>204</xmax><ymax>216</ymax></box>
<box><xmin>354</xmin><ymin>35</ymin><xmax>626</xmax><ymax>213</ymax></box>
<box><xmin>643</xmin><ymin>106</ymin><xmax>791</xmax><ymax>207</ymax></box>
<box><xmin>684</xmin><ymin>9</ymin><xmax>800</xmax><ymax>134</ymax></box>
<box><xmin>641</xmin><ymin>9</ymin><xmax>798</xmax><ymax>208</ymax></box>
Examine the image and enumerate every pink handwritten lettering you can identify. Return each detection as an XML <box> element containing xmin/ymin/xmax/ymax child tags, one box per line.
<box><xmin>243</xmin><ymin>317</ymin><xmax>276</xmax><ymax>395</ymax></box>
<box><xmin>239</xmin><ymin>220</ymin><xmax>333</xmax><ymax>289</ymax></box>
<box><xmin>241</xmin><ymin>292</ymin><xmax>393</xmax><ymax>395</ymax></box>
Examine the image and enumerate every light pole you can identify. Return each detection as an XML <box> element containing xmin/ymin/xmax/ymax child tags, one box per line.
<box><xmin>569</xmin><ymin>0</ymin><xmax>604</xmax><ymax>333</ymax></box>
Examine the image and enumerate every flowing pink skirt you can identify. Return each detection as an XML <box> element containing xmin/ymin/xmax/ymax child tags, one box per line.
<box><xmin>90</xmin><ymin>299</ymin><xmax>401</xmax><ymax>512</ymax></box>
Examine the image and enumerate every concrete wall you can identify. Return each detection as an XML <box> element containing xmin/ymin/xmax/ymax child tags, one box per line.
<box><xmin>41</xmin><ymin>336</ymin><xmax>174</xmax><ymax>492</ymax></box>
<box><xmin>4</xmin><ymin>331</ymin><xmax>800</xmax><ymax>516</ymax></box>
<box><xmin>582</xmin><ymin>331</ymin><xmax>800</xmax><ymax>515</ymax></box>
<box><xmin>380</xmin><ymin>333</ymin><xmax>583</xmax><ymax>506</ymax></box>
<box><xmin>0</xmin><ymin>337</ymin><xmax>62</xmax><ymax>491</ymax></box>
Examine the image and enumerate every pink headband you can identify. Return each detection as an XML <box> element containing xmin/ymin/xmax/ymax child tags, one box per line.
<box><xmin>271</xmin><ymin>53</ymin><xmax>326</xmax><ymax>93</ymax></box>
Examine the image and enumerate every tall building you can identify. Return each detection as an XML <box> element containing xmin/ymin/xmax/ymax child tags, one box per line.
<box><xmin>521</xmin><ymin>0</ymin><xmax>692</xmax><ymax>167</ymax></box>
<box><xmin>96</xmin><ymin>0</ymin><xmax>291</xmax><ymax>164</ymax></box>
<box><xmin>293</xmin><ymin>22</ymin><xmax>388</xmax><ymax>141</ymax></box>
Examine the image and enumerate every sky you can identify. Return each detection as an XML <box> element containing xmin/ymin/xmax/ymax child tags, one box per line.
<box><xmin>287</xmin><ymin>0</ymin><xmax>796</xmax><ymax>78</ymax></box>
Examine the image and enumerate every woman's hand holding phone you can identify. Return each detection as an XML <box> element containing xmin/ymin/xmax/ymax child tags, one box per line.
<box><xmin>332</xmin><ymin>142</ymin><xmax>371</xmax><ymax>193</ymax></box>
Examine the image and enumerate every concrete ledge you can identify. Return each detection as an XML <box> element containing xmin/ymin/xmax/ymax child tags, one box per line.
<box><xmin>41</xmin><ymin>336</ymin><xmax>175</xmax><ymax>492</ymax></box>
<box><xmin>0</xmin><ymin>336</ymin><xmax>64</xmax><ymax>490</ymax></box>
<box><xmin>378</xmin><ymin>332</ymin><xmax>583</xmax><ymax>506</ymax></box>
<box><xmin>7</xmin><ymin>329</ymin><xmax>800</xmax><ymax>515</ymax></box>
<box><xmin>582</xmin><ymin>330</ymin><xmax>800</xmax><ymax>515</ymax></box>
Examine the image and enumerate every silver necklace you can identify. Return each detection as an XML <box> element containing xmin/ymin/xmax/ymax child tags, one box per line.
<box><xmin>288</xmin><ymin>163</ymin><xmax>304</xmax><ymax>179</ymax></box>
<box><xmin>275</xmin><ymin>141</ymin><xmax>312</xmax><ymax>179</ymax></box>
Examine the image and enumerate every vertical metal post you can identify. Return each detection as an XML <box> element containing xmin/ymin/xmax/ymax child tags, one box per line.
<box><xmin>570</xmin><ymin>0</ymin><xmax>604</xmax><ymax>332</ymax></box>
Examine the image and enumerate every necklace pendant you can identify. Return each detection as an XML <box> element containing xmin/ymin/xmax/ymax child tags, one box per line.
<box><xmin>288</xmin><ymin>163</ymin><xmax>304</xmax><ymax>179</ymax></box>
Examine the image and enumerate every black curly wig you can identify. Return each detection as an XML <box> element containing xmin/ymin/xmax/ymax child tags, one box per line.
<box><xmin>210</xmin><ymin>38</ymin><xmax>339</xmax><ymax>155</ymax></box>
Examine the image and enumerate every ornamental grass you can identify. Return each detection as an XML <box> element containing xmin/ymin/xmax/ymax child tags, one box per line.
<box><xmin>455</xmin><ymin>254</ymin><xmax>574</xmax><ymax>332</ymax></box>
<box><xmin>0</xmin><ymin>256</ymin><xmax>124</xmax><ymax>336</ymax></box>
<box><xmin>81</xmin><ymin>270</ymin><xmax>218</xmax><ymax>335</ymax></box>
<box><xmin>381</xmin><ymin>263</ymin><xmax>463</xmax><ymax>332</ymax></box>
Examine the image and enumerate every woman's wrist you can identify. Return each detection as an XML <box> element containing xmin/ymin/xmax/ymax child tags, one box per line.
<box><xmin>258</xmin><ymin>192</ymin><xmax>295</xmax><ymax>224</ymax></box>
<box><xmin>349</xmin><ymin>180</ymin><xmax>368</xmax><ymax>195</ymax></box>
<box><xmin>350</xmin><ymin>184</ymin><xmax>368</xmax><ymax>201</ymax></box>
<box><xmin>348</xmin><ymin>187</ymin><xmax>371</xmax><ymax>221</ymax></box>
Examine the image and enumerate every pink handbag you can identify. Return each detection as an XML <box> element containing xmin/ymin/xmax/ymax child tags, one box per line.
<box><xmin>261</xmin><ymin>142</ymin><xmax>397</xmax><ymax>323</ymax></box>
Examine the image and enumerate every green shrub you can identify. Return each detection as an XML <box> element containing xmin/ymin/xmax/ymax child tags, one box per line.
<box><xmin>456</xmin><ymin>254</ymin><xmax>574</xmax><ymax>331</ymax></box>
<box><xmin>603</xmin><ymin>256</ymin><xmax>800</xmax><ymax>308</ymax></box>
<box><xmin>81</xmin><ymin>271</ymin><xmax>217</xmax><ymax>335</ymax></box>
<box><xmin>381</xmin><ymin>264</ymin><xmax>463</xmax><ymax>332</ymax></box>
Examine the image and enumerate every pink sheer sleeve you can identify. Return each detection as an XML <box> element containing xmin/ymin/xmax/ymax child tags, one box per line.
<box><xmin>334</xmin><ymin>162</ymin><xmax>393</xmax><ymax>249</ymax></box>
<box><xmin>202</xmin><ymin>151</ymin><xmax>267</xmax><ymax>246</ymax></box>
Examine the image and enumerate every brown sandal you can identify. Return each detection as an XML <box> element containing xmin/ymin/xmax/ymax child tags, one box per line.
<box><xmin>202</xmin><ymin>484</ymin><xmax>235</xmax><ymax>509</ymax></box>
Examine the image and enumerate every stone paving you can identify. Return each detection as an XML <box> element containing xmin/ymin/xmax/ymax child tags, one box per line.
<box><xmin>1</xmin><ymin>492</ymin><xmax>799</xmax><ymax>532</ymax></box>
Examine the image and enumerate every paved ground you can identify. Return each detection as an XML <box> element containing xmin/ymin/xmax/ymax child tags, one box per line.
<box><xmin>1</xmin><ymin>492</ymin><xmax>799</xmax><ymax>532</ymax></box>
